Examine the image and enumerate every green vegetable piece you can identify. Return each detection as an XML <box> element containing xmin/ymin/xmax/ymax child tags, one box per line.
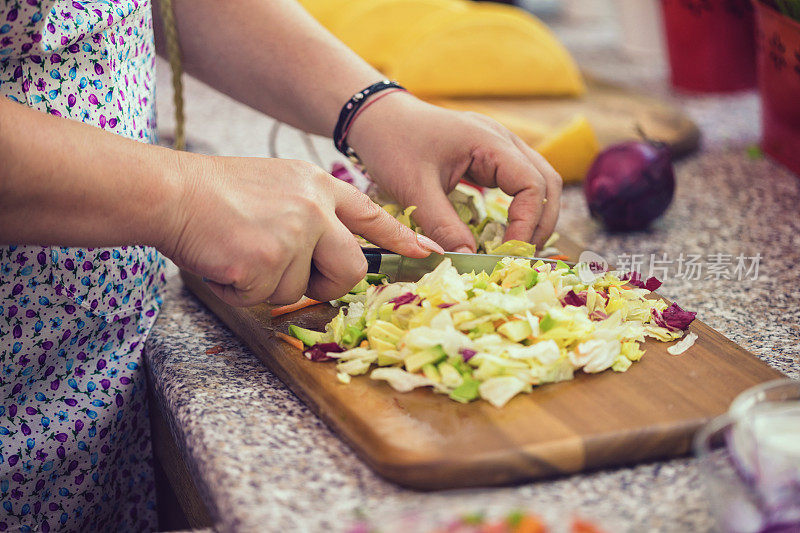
<box><xmin>497</xmin><ymin>320</ymin><xmax>532</xmax><ymax>342</ymax></box>
<box><xmin>489</xmin><ymin>261</ymin><xmax>505</xmax><ymax>280</ymax></box>
<box><xmin>508</xmin><ymin>285</ymin><xmax>525</xmax><ymax>297</ymax></box>
<box><xmin>449</xmin><ymin>377</ymin><xmax>480</xmax><ymax>403</ymax></box>
<box><xmin>461</xmin><ymin>512</ymin><xmax>485</xmax><ymax>526</ymax></box>
<box><xmin>525</xmin><ymin>269</ymin><xmax>539</xmax><ymax>289</ymax></box>
<box><xmin>368</xmin><ymin>320</ymin><xmax>404</xmax><ymax>345</ymax></box>
<box><xmin>371</xmin><ymin>338</ymin><xmax>397</xmax><ymax>356</ymax></box>
<box><xmin>288</xmin><ymin>325</ymin><xmax>325</xmax><ymax>347</ymax></box>
<box><xmin>486</xmin><ymin>239</ymin><xmax>537</xmax><ymax>257</ymax></box>
<box><xmin>438</xmin><ymin>362</ymin><xmax>464</xmax><ymax>388</ymax></box>
<box><xmin>337</xmin><ymin>293</ymin><xmax>365</xmax><ymax>304</ymax></box>
<box><xmin>470</xmin><ymin>216</ymin><xmax>490</xmax><ymax>240</ymax></box>
<box><xmin>473</xmin><ymin>277</ymin><xmax>489</xmax><ymax>290</ymax></box>
<box><xmin>539</xmin><ymin>313</ymin><xmax>557</xmax><ymax>332</ymax></box>
<box><xmin>506</xmin><ymin>510</ymin><xmax>525</xmax><ymax>528</ymax></box>
<box><xmin>349</xmin><ymin>279</ymin><xmax>370</xmax><ymax>294</ymax></box>
<box><xmin>555</xmin><ymin>260</ymin><xmax>570</xmax><ymax>271</ymax></box>
<box><xmin>746</xmin><ymin>144</ymin><xmax>764</xmax><ymax>160</ymax></box>
<box><xmin>377</xmin><ymin>351</ymin><xmax>403</xmax><ymax>366</ymax></box>
<box><xmin>469</xmin><ymin>322</ymin><xmax>495</xmax><ymax>338</ymax></box>
<box><xmin>404</xmin><ymin>345</ymin><xmax>447</xmax><ymax>373</ymax></box>
<box><xmin>365</xmin><ymin>273</ymin><xmax>387</xmax><ymax>284</ymax></box>
<box><xmin>421</xmin><ymin>363</ymin><xmax>441</xmax><ymax>382</ymax></box>
<box><xmin>447</xmin><ymin>355</ymin><xmax>473</xmax><ymax>376</ymax></box>
<box><xmin>340</xmin><ymin>324</ymin><xmax>365</xmax><ymax>348</ymax></box>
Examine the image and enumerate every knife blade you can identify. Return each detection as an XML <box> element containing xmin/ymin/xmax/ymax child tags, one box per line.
<box><xmin>362</xmin><ymin>248</ymin><xmax>573</xmax><ymax>283</ymax></box>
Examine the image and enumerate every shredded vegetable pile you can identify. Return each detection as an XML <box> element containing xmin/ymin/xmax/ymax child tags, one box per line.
<box><xmin>374</xmin><ymin>184</ymin><xmax>557</xmax><ymax>256</ymax></box>
<box><xmin>289</xmin><ymin>257</ymin><xmax>697</xmax><ymax>408</ymax></box>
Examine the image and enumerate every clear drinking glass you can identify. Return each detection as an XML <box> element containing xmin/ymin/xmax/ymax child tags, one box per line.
<box><xmin>694</xmin><ymin>379</ymin><xmax>800</xmax><ymax>533</ymax></box>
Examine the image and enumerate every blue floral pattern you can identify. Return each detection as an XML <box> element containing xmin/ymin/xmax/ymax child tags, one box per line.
<box><xmin>1</xmin><ymin>1</ymin><xmax>164</xmax><ymax>531</ymax></box>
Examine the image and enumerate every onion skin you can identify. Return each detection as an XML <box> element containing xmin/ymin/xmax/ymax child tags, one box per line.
<box><xmin>584</xmin><ymin>141</ymin><xmax>675</xmax><ymax>231</ymax></box>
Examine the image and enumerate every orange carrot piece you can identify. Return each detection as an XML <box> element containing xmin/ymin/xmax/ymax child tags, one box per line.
<box><xmin>359</xmin><ymin>340</ymin><xmax>369</xmax><ymax>348</ymax></box>
<box><xmin>514</xmin><ymin>515</ymin><xmax>547</xmax><ymax>533</ymax></box>
<box><xmin>275</xmin><ymin>331</ymin><xmax>304</xmax><ymax>351</ymax></box>
<box><xmin>270</xmin><ymin>297</ymin><xmax>323</xmax><ymax>317</ymax></box>
<box><xmin>571</xmin><ymin>518</ymin><xmax>605</xmax><ymax>533</ymax></box>
<box><xmin>546</xmin><ymin>254</ymin><xmax>571</xmax><ymax>261</ymax></box>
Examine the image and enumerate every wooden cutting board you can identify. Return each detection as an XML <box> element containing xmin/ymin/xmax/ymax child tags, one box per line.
<box><xmin>181</xmin><ymin>239</ymin><xmax>781</xmax><ymax>490</ymax></box>
<box><xmin>429</xmin><ymin>77</ymin><xmax>701</xmax><ymax>158</ymax></box>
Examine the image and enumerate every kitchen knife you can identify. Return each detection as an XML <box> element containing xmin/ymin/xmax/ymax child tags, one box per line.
<box><xmin>362</xmin><ymin>247</ymin><xmax>574</xmax><ymax>283</ymax></box>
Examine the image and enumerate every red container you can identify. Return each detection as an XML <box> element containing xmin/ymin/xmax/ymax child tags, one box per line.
<box><xmin>754</xmin><ymin>1</ymin><xmax>800</xmax><ymax>176</ymax></box>
<box><xmin>661</xmin><ymin>0</ymin><xmax>757</xmax><ymax>92</ymax></box>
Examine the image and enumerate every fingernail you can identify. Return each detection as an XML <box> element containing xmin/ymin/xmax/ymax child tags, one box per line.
<box><xmin>454</xmin><ymin>245</ymin><xmax>474</xmax><ymax>254</ymax></box>
<box><xmin>416</xmin><ymin>234</ymin><xmax>445</xmax><ymax>255</ymax></box>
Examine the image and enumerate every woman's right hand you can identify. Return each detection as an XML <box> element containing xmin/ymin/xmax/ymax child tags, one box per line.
<box><xmin>158</xmin><ymin>155</ymin><xmax>443</xmax><ymax>307</ymax></box>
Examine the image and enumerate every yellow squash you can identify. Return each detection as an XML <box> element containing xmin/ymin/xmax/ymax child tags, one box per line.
<box><xmin>331</xmin><ymin>0</ymin><xmax>468</xmax><ymax>71</ymax></box>
<box><xmin>386</xmin><ymin>2</ymin><xmax>585</xmax><ymax>97</ymax></box>
<box><xmin>535</xmin><ymin>114</ymin><xmax>600</xmax><ymax>184</ymax></box>
<box><xmin>297</xmin><ymin>0</ymin><xmax>353</xmax><ymax>28</ymax></box>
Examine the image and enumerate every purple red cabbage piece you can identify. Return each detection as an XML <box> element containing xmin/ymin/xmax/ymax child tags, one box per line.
<box><xmin>589</xmin><ymin>309</ymin><xmax>609</xmax><ymax>321</ymax></box>
<box><xmin>562</xmin><ymin>290</ymin><xmax>587</xmax><ymax>307</ymax></box>
<box><xmin>651</xmin><ymin>303</ymin><xmax>697</xmax><ymax>331</ymax></box>
<box><xmin>621</xmin><ymin>271</ymin><xmax>662</xmax><ymax>291</ymax></box>
<box><xmin>389</xmin><ymin>292</ymin><xmax>419</xmax><ymax>310</ymax></box>
<box><xmin>459</xmin><ymin>348</ymin><xmax>477</xmax><ymax>362</ymax></box>
<box><xmin>303</xmin><ymin>342</ymin><xmax>344</xmax><ymax>362</ymax></box>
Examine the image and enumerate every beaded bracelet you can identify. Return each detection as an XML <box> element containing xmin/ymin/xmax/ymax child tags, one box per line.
<box><xmin>333</xmin><ymin>80</ymin><xmax>407</xmax><ymax>164</ymax></box>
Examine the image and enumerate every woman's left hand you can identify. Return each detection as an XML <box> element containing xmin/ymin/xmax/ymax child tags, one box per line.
<box><xmin>347</xmin><ymin>92</ymin><xmax>562</xmax><ymax>253</ymax></box>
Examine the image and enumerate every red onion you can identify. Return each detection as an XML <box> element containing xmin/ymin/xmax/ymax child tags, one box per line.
<box><xmin>584</xmin><ymin>140</ymin><xmax>675</xmax><ymax>231</ymax></box>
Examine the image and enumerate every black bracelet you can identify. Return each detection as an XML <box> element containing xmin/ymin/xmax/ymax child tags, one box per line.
<box><xmin>333</xmin><ymin>80</ymin><xmax>406</xmax><ymax>164</ymax></box>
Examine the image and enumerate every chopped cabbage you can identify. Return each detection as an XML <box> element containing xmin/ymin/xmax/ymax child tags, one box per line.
<box><xmin>292</xmin><ymin>257</ymin><xmax>696</xmax><ymax>408</ymax></box>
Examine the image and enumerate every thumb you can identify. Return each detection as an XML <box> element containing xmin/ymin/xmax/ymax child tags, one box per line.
<box><xmin>332</xmin><ymin>180</ymin><xmax>445</xmax><ymax>257</ymax></box>
<box><xmin>408</xmin><ymin>184</ymin><xmax>477</xmax><ymax>253</ymax></box>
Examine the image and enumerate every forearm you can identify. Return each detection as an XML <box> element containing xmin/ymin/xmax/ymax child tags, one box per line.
<box><xmin>153</xmin><ymin>0</ymin><xmax>386</xmax><ymax>137</ymax></box>
<box><xmin>0</xmin><ymin>98</ymin><xmax>181</xmax><ymax>248</ymax></box>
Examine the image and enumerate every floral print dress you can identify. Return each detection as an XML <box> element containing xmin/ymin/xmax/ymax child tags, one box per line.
<box><xmin>1</xmin><ymin>1</ymin><xmax>165</xmax><ymax>531</ymax></box>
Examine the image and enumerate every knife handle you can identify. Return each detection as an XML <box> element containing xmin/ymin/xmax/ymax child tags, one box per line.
<box><xmin>361</xmin><ymin>247</ymin><xmax>390</xmax><ymax>274</ymax></box>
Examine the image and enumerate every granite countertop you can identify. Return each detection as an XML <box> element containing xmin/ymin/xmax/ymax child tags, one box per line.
<box><xmin>145</xmin><ymin>7</ymin><xmax>800</xmax><ymax>532</ymax></box>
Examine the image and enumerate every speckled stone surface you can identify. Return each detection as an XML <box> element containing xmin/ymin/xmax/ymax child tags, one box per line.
<box><xmin>146</xmin><ymin>6</ymin><xmax>800</xmax><ymax>533</ymax></box>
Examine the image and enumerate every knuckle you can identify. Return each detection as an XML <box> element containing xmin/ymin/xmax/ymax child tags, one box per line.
<box><xmin>270</xmin><ymin>286</ymin><xmax>305</xmax><ymax>306</ymax></box>
<box><xmin>294</xmin><ymin>192</ymin><xmax>328</xmax><ymax>220</ymax></box>
<box><xmin>250</xmin><ymin>240</ymin><xmax>285</xmax><ymax>273</ymax></box>
<box><xmin>222</xmin><ymin>263</ymin><xmax>247</xmax><ymax>287</ymax></box>
<box><xmin>355</xmin><ymin>196</ymin><xmax>385</xmax><ymax>224</ymax></box>
<box><xmin>529</xmin><ymin>178</ymin><xmax>546</xmax><ymax>196</ymax></box>
<box><xmin>284</xmin><ymin>159</ymin><xmax>333</xmax><ymax>194</ymax></box>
